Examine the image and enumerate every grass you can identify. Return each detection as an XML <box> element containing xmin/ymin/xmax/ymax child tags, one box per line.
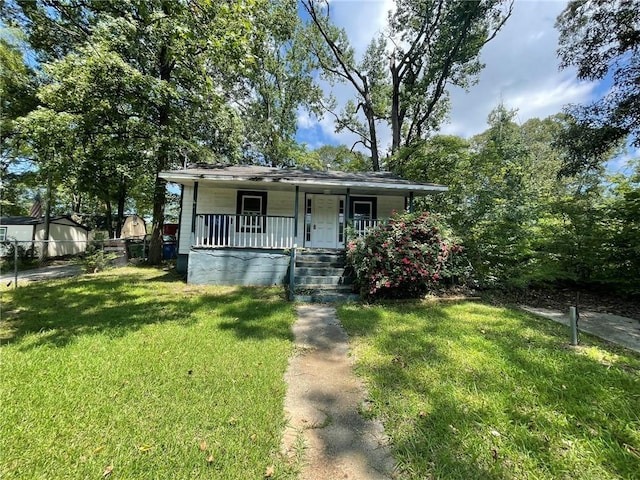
<box><xmin>0</xmin><ymin>267</ymin><xmax>298</xmax><ymax>479</ymax></box>
<box><xmin>338</xmin><ymin>300</ymin><xmax>640</xmax><ymax>480</ymax></box>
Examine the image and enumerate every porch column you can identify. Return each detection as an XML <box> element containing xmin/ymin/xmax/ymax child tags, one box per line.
<box><xmin>409</xmin><ymin>191</ymin><xmax>414</xmax><ymax>213</ymax></box>
<box><xmin>293</xmin><ymin>185</ymin><xmax>299</xmax><ymax>239</ymax></box>
<box><xmin>190</xmin><ymin>181</ymin><xmax>199</xmax><ymax>245</ymax></box>
<box><xmin>345</xmin><ymin>188</ymin><xmax>351</xmax><ymax>224</ymax></box>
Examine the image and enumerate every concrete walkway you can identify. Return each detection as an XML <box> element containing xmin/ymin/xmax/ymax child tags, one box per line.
<box><xmin>521</xmin><ymin>306</ymin><xmax>640</xmax><ymax>354</ymax></box>
<box><xmin>0</xmin><ymin>263</ymin><xmax>82</xmax><ymax>286</ymax></box>
<box><xmin>282</xmin><ymin>304</ymin><xmax>395</xmax><ymax>480</ymax></box>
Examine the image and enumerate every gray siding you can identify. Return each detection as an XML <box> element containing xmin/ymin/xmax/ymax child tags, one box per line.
<box><xmin>187</xmin><ymin>248</ymin><xmax>290</xmax><ymax>286</ymax></box>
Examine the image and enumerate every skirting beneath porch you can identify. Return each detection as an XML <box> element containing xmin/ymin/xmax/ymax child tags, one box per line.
<box><xmin>187</xmin><ymin>247</ymin><xmax>289</xmax><ymax>286</ymax></box>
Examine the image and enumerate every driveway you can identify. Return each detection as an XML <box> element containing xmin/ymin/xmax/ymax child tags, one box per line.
<box><xmin>0</xmin><ymin>263</ymin><xmax>82</xmax><ymax>286</ymax></box>
<box><xmin>521</xmin><ymin>306</ymin><xmax>640</xmax><ymax>354</ymax></box>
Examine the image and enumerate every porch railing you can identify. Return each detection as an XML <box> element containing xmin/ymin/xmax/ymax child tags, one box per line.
<box><xmin>194</xmin><ymin>214</ymin><xmax>295</xmax><ymax>248</ymax></box>
<box><xmin>352</xmin><ymin>219</ymin><xmax>379</xmax><ymax>237</ymax></box>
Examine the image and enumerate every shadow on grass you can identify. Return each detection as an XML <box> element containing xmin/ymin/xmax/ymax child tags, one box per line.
<box><xmin>1</xmin><ymin>269</ymin><xmax>294</xmax><ymax>350</ymax></box>
<box><xmin>339</xmin><ymin>301</ymin><xmax>640</xmax><ymax>479</ymax></box>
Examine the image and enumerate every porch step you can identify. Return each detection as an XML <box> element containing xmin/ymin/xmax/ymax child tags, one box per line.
<box><xmin>292</xmin><ymin>284</ymin><xmax>358</xmax><ymax>303</ymax></box>
<box><xmin>295</xmin><ymin>275</ymin><xmax>352</xmax><ymax>286</ymax></box>
<box><xmin>295</xmin><ymin>256</ymin><xmax>345</xmax><ymax>268</ymax></box>
<box><xmin>293</xmin><ymin>292</ymin><xmax>360</xmax><ymax>303</ymax></box>
<box><xmin>297</xmin><ymin>250</ymin><xmax>345</xmax><ymax>259</ymax></box>
<box><xmin>295</xmin><ymin>267</ymin><xmax>346</xmax><ymax>276</ymax></box>
<box><xmin>291</xmin><ymin>249</ymin><xmax>356</xmax><ymax>303</ymax></box>
<box><xmin>295</xmin><ymin>284</ymin><xmax>354</xmax><ymax>291</ymax></box>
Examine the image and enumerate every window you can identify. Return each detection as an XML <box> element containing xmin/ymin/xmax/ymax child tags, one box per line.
<box><xmin>338</xmin><ymin>199</ymin><xmax>345</xmax><ymax>243</ymax></box>
<box><xmin>236</xmin><ymin>191</ymin><xmax>267</xmax><ymax>232</ymax></box>
<box><xmin>349</xmin><ymin>196</ymin><xmax>377</xmax><ymax>221</ymax></box>
<box><xmin>0</xmin><ymin>227</ymin><xmax>6</xmax><ymax>242</ymax></box>
<box><xmin>305</xmin><ymin>197</ymin><xmax>312</xmax><ymax>242</ymax></box>
<box><xmin>353</xmin><ymin>201</ymin><xmax>372</xmax><ymax>221</ymax></box>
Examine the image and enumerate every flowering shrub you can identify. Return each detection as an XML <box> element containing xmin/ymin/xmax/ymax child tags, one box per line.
<box><xmin>346</xmin><ymin>211</ymin><xmax>467</xmax><ymax>298</ymax></box>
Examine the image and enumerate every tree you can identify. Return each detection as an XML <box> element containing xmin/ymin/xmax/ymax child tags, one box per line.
<box><xmin>302</xmin><ymin>0</ymin><xmax>513</xmax><ymax>170</ymax></box>
<box><xmin>0</xmin><ymin>37</ymin><xmax>39</xmax><ymax>215</ymax></box>
<box><xmin>5</xmin><ymin>0</ymin><xmax>321</xmax><ymax>262</ymax></box>
<box><xmin>555</xmin><ymin>0</ymin><xmax>640</xmax><ymax>174</ymax></box>
<box><xmin>241</xmin><ymin>1</ymin><xmax>323</xmax><ymax>166</ymax></box>
<box><xmin>312</xmin><ymin>145</ymin><xmax>370</xmax><ymax>171</ymax></box>
<box><xmin>32</xmin><ymin>43</ymin><xmax>156</xmax><ymax>237</ymax></box>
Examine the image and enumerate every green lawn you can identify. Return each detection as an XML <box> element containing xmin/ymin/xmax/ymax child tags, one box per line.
<box><xmin>338</xmin><ymin>301</ymin><xmax>640</xmax><ymax>480</ymax></box>
<box><xmin>1</xmin><ymin>267</ymin><xmax>298</xmax><ymax>479</ymax></box>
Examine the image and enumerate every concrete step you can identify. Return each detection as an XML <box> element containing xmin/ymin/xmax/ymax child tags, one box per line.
<box><xmin>295</xmin><ymin>275</ymin><xmax>352</xmax><ymax>286</ymax></box>
<box><xmin>295</xmin><ymin>284</ymin><xmax>354</xmax><ymax>292</ymax></box>
<box><xmin>295</xmin><ymin>267</ymin><xmax>346</xmax><ymax>276</ymax></box>
<box><xmin>293</xmin><ymin>292</ymin><xmax>360</xmax><ymax>303</ymax></box>
<box><xmin>296</xmin><ymin>259</ymin><xmax>345</xmax><ymax>268</ymax></box>
<box><xmin>296</xmin><ymin>253</ymin><xmax>345</xmax><ymax>263</ymax></box>
<box><xmin>298</xmin><ymin>248</ymin><xmax>344</xmax><ymax>255</ymax></box>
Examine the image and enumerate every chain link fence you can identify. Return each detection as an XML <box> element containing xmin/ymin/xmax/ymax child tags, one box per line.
<box><xmin>0</xmin><ymin>237</ymin><xmax>167</xmax><ymax>288</ymax></box>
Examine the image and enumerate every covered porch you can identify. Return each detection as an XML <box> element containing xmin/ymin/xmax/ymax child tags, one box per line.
<box><xmin>159</xmin><ymin>165</ymin><xmax>446</xmax><ymax>283</ymax></box>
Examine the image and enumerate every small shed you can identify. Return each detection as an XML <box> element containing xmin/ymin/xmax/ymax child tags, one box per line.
<box><xmin>121</xmin><ymin>215</ymin><xmax>146</xmax><ymax>240</ymax></box>
<box><xmin>0</xmin><ymin>216</ymin><xmax>90</xmax><ymax>257</ymax></box>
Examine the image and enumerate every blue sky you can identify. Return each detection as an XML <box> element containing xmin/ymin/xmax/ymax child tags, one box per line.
<box><xmin>294</xmin><ymin>0</ymin><xmax>636</xmax><ymax>174</ymax></box>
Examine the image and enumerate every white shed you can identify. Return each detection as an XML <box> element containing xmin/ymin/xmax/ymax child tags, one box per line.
<box><xmin>0</xmin><ymin>216</ymin><xmax>90</xmax><ymax>257</ymax></box>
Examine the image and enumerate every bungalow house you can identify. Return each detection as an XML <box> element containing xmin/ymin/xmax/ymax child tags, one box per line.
<box><xmin>0</xmin><ymin>216</ymin><xmax>90</xmax><ymax>258</ymax></box>
<box><xmin>159</xmin><ymin>165</ymin><xmax>446</xmax><ymax>298</ymax></box>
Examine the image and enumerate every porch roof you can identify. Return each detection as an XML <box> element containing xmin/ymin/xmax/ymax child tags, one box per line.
<box><xmin>159</xmin><ymin>165</ymin><xmax>447</xmax><ymax>196</ymax></box>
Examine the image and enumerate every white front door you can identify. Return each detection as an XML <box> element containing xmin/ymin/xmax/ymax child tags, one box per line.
<box><xmin>310</xmin><ymin>195</ymin><xmax>338</xmax><ymax>248</ymax></box>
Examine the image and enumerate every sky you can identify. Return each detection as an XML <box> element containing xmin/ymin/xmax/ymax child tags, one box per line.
<box><xmin>295</xmin><ymin>0</ymin><xmax>636</xmax><ymax>174</ymax></box>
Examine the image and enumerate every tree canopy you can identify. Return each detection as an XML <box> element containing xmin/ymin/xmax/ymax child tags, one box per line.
<box><xmin>555</xmin><ymin>0</ymin><xmax>640</xmax><ymax>175</ymax></box>
<box><xmin>302</xmin><ymin>0</ymin><xmax>513</xmax><ymax>170</ymax></box>
<box><xmin>2</xmin><ymin>0</ymin><xmax>322</xmax><ymax>261</ymax></box>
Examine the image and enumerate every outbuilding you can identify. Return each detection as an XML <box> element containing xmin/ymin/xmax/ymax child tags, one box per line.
<box><xmin>0</xmin><ymin>216</ymin><xmax>90</xmax><ymax>258</ymax></box>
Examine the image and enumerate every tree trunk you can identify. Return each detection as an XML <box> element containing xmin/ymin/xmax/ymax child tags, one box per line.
<box><xmin>148</xmin><ymin>16</ymin><xmax>173</xmax><ymax>264</ymax></box>
<box><xmin>72</xmin><ymin>192</ymin><xmax>82</xmax><ymax>213</ymax></box>
<box><xmin>105</xmin><ymin>200</ymin><xmax>114</xmax><ymax>239</ymax></box>
<box><xmin>390</xmin><ymin>59</ymin><xmax>401</xmax><ymax>155</ymax></box>
<box><xmin>40</xmin><ymin>175</ymin><xmax>53</xmax><ymax>260</ymax></box>
<box><xmin>148</xmin><ymin>175</ymin><xmax>166</xmax><ymax>264</ymax></box>
<box><xmin>367</xmin><ymin>109</ymin><xmax>380</xmax><ymax>171</ymax></box>
<box><xmin>115</xmin><ymin>180</ymin><xmax>126</xmax><ymax>239</ymax></box>
<box><xmin>363</xmin><ymin>89</ymin><xmax>380</xmax><ymax>171</ymax></box>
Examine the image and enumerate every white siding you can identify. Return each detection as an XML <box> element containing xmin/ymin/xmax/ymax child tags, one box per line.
<box><xmin>0</xmin><ymin>225</ymin><xmax>34</xmax><ymax>257</ymax></box>
<box><xmin>377</xmin><ymin>196</ymin><xmax>405</xmax><ymax>219</ymax></box>
<box><xmin>2</xmin><ymin>225</ymin><xmax>35</xmax><ymax>243</ymax></box>
<box><xmin>196</xmin><ymin>186</ymin><xmax>236</xmax><ymax>213</ymax></box>
<box><xmin>34</xmin><ymin>221</ymin><xmax>88</xmax><ymax>257</ymax></box>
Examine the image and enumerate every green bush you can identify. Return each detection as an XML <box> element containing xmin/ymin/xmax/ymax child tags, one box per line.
<box><xmin>346</xmin><ymin>211</ymin><xmax>469</xmax><ymax>298</ymax></box>
<box><xmin>76</xmin><ymin>244</ymin><xmax>118</xmax><ymax>273</ymax></box>
<box><xmin>0</xmin><ymin>242</ymin><xmax>38</xmax><ymax>271</ymax></box>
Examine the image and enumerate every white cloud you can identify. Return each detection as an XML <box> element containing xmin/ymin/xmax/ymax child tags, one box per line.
<box><xmin>441</xmin><ymin>0</ymin><xmax>590</xmax><ymax>137</ymax></box>
<box><xmin>296</xmin><ymin>109</ymin><xmax>315</xmax><ymax>130</ymax></box>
